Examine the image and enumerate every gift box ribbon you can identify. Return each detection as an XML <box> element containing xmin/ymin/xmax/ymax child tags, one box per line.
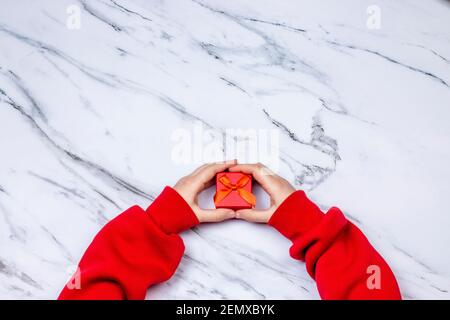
<box><xmin>214</xmin><ymin>174</ymin><xmax>256</xmax><ymax>207</ymax></box>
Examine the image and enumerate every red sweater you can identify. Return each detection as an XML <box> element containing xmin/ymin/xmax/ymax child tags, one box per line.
<box><xmin>58</xmin><ymin>187</ymin><xmax>401</xmax><ymax>300</ymax></box>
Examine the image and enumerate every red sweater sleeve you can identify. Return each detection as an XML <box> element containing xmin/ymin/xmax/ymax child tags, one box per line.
<box><xmin>58</xmin><ymin>187</ymin><xmax>199</xmax><ymax>300</ymax></box>
<box><xmin>269</xmin><ymin>191</ymin><xmax>401</xmax><ymax>300</ymax></box>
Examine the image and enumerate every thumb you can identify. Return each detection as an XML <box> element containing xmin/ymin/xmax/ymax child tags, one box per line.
<box><xmin>235</xmin><ymin>208</ymin><xmax>274</xmax><ymax>223</ymax></box>
<box><xmin>196</xmin><ymin>208</ymin><xmax>235</xmax><ymax>223</ymax></box>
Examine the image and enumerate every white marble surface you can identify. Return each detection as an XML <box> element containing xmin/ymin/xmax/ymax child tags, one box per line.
<box><xmin>0</xmin><ymin>0</ymin><xmax>450</xmax><ymax>300</ymax></box>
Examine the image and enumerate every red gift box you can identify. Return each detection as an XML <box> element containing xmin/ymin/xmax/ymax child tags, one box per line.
<box><xmin>214</xmin><ymin>172</ymin><xmax>256</xmax><ymax>210</ymax></box>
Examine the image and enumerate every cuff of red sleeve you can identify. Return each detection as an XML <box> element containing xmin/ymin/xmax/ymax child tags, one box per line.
<box><xmin>146</xmin><ymin>186</ymin><xmax>199</xmax><ymax>235</ymax></box>
<box><xmin>268</xmin><ymin>190</ymin><xmax>325</xmax><ymax>241</ymax></box>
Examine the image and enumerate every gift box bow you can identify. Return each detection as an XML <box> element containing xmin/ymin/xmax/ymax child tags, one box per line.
<box><xmin>214</xmin><ymin>174</ymin><xmax>256</xmax><ymax>207</ymax></box>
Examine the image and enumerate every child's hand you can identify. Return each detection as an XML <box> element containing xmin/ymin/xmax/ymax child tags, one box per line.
<box><xmin>173</xmin><ymin>160</ymin><xmax>237</xmax><ymax>223</ymax></box>
<box><xmin>229</xmin><ymin>163</ymin><xmax>295</xmax><ymax>223</ymax></box>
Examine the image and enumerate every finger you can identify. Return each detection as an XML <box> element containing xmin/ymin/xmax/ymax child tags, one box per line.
<box><xmin>191</xmin><ymin>160</ymin><xmax>231</xmax><ymax>176</ymax></box>
<box><xmin>235</xmin><ymin>208</ymin><xmax>274</xmax><ymax>223</ymax></box>
<box><xmin>197</xmin><ymin>208</ymin><xmax>236</xmax><ymax>223</ymax></box>
<box><xmin>191</xmin><ymin>163</ymin><xmax>209</xmax><ymax>175</ymax></box>
<box><xmin>196</xmin><ymin>160</ymin><xmax>237</xmax><ymax>189</ymax></box>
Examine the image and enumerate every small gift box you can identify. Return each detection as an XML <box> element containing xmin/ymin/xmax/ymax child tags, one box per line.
<box><xmin>214</xmin><ymin>172</ymin><xmax>256</xmax><ymax>210</ymax></box>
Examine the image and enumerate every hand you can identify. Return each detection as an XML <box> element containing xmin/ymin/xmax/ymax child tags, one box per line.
<box><xmin>174</xmin><ymin>160</ymin><xmax>237</xmax><ymax>223</ymax></box>
<box><xmin>229</xmin><ymin>163</ymin><xmax>295</xmax><ymax>223</ymax></box>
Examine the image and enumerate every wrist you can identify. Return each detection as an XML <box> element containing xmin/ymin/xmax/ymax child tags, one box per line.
<box><xmin>147</xmin><ymin>186</ymin><xmax>199</xmax><ymax>234</ymax></box>
<box><xmin>268</xmin><ymin>190</ymin><xmax>324</xmax><ymax>241</ymax></box>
